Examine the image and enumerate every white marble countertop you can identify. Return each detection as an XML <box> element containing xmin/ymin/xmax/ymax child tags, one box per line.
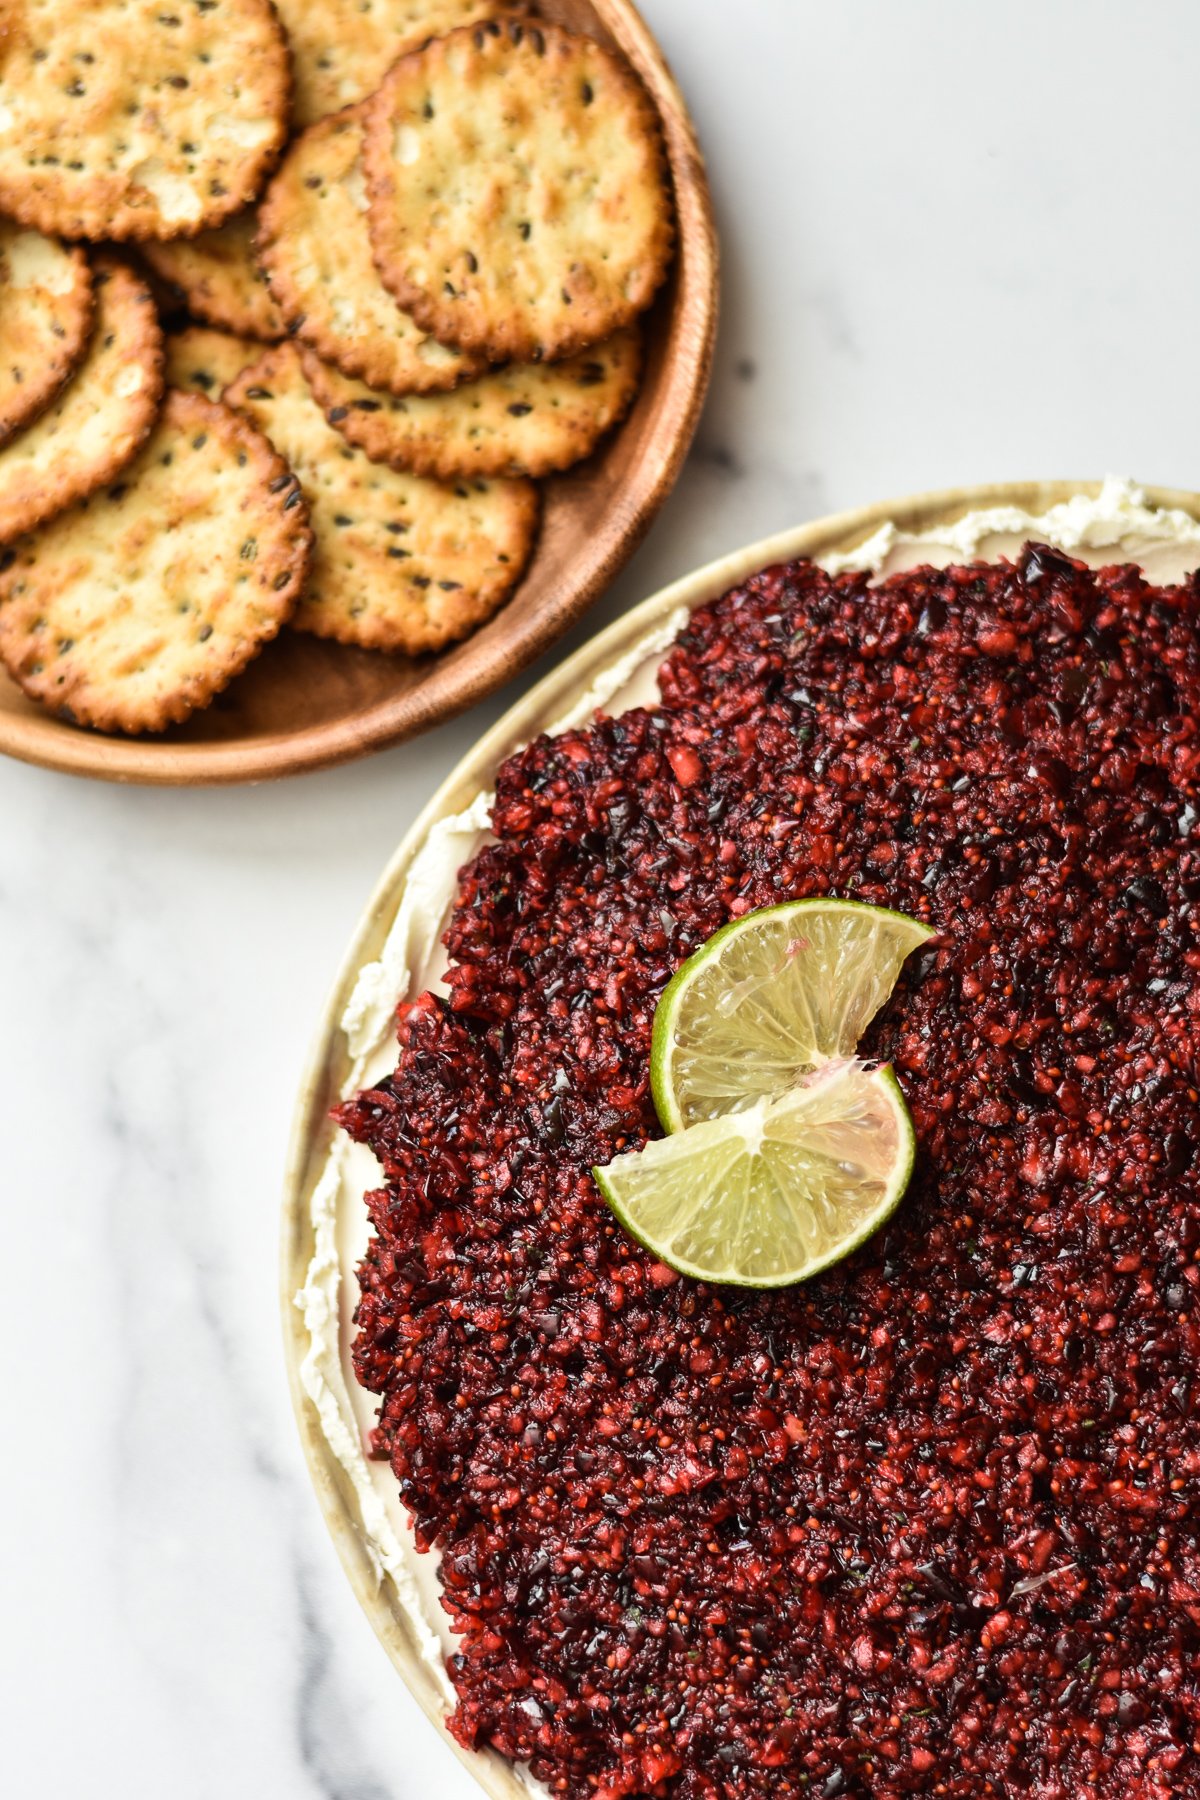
<box><xmin>6</xmin><ymin>3</ymin><xmax>1200</xmax><ymax>1794</ymax></box>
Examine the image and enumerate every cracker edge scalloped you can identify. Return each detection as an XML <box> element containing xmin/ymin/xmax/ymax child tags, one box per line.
<box><xmin>225</xmin><ymin>343</ymin><xmax>542</xmax><ymax>656</ymax></box>
<box><xmin>0</xmin><ymin>389</ymin><xmax>315</xmax><ymax>734</ymax></box>
<box><xmin>256</xmin><ymin>101</ymin><xmax>485</xmax><ymax>396</ymax></box>
<box><xmin>362</xmin><ymin>20</ymin><xmax>676</xmax><ymax>363</ymax></box>
<box><xmin>0</xmin><ymin>253</ymin><xmax>166</xmax><ymax>543</ymax></box>
<box><xmin>0</xmin><ymin>0</ymin><xmax>294</xmax><ymax>242</ymax></box>
<box><xmin>297</xmin><ymin>329</ymin><xmax>644</xmax><ymax>480</ymax></box>
<box><xmin>0</xmin><ymin>237</ymin><xmax>96</xmax><ymax>446</ymax></box>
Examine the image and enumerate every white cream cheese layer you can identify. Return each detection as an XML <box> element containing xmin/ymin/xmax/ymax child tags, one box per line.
<box><xmin>294</xmin><ymin>608</ymin><xmax>691</xmax><ymax>1710</ymax></box>
<box><xmin>296</xmin><ymin>477</ymin><xmax>1200</xmax><ymax>1719</ymax></box>
<box><xmin>820</xmin><ymin>473</ymin><xmax>1200</xmax><ymax>583</ymax></box>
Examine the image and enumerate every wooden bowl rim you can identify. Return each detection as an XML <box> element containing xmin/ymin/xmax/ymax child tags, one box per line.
<box><xmin>281</xmin><ymin>477</ymin><xmax>1200</xmax><ymax>1797</ymax></box>
<box><xmin>0</xmin><ymin>0</ymin><xmax>718</xmax><ymax>788</ymax></box>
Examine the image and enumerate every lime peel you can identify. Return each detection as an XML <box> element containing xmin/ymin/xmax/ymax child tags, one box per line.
<box><xmin>597</xmin><ymin>898</ymin><xmax>931</xmax><ymax>1287</ymax></box>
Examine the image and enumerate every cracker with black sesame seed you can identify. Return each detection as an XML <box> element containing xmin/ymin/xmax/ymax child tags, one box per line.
<box><xmin>0</xmin><ymin>390</ymin><xmax>312</xmax><ymax>733</ymax></box>
<box><xmin>364</xmin><ymin>19</ymin><xmax>673</xmax><ymax>363</ymax></box>
<box><xmin>274</xmin><ymin>0</ymin><xmax>524</xmax><ymax>127</ymax></box>
<box><xmin>225</xmin><ymin>344</ymin><xmax>538</xmax><ymax>653</ymax></box>
<box><xmin>300</xmin><ymin>326</ymin><xmax>642</xmax><ymax>479</ymax></box>
<box><xmin>0</xmin><ymin>222</ymin><xmax>95</xmax><ymax>446</ymax></box>
<box><xmin>0</xmin><ymin>0</ymin><xmax>291</xmax><ymax>241</ymax></box>
<box><xmin>165</xmin><ymin>324</ymin><xmax>262</xmax><ymax>398</ymax></box>
<box><xmin>0</xmin><ymin>256</ymin><xmax>163</xmax><ymax>542</ymax></box>
<box><xmin>142</xmin><ymin>209</ymin><xmax>283</xmax><ymax>339</ymax></box>
<box><xmin>257</xmin><ymin>103</ymin><xmax>483</xmax><ymax>397</ymax></box>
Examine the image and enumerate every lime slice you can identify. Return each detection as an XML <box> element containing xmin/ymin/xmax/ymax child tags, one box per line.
<box><xmin>594</xmin><ymin>1060</ymin><xmax>915</xmax><ymax>1287</ymax></box>
<box><xmin>652</xmin><ymin>898</ymin><xmax>933</xmax><ymax>1132</ymax></box>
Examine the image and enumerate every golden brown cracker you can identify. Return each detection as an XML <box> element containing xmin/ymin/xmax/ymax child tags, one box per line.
<box><xmin>0</xmin><ymin>223</ymin><xmax>94</xmax><ymax>445</ymax></box>
<box><xmin>164</xmin><ymin>325</ymin><xmax>262</xmax><ymax>398</ymax></box>
<box><xmin>274</xmin><ymin>0</ymin><xmax>521</xmax><ymax>128</ymax></box>
<box><xmin>225</xmin><ymin>343</ymin><xmax>537</xmax><ymax>653</ymax></box>
<box><xmin>142</xmin><ymin>209</ymin><xmax>283</xmax><ymax>339</ymax></box>
<box><xmin>0</xmin><ymin>0</ymin><xmax>291</xmax><ymax>241</ymax></box>
<box><xmin>0</xmin><ymin>390</ymin><xmax>312</xmax><ymax>733</ymax></box>
<box><xmin>257</xmin><ymin>104</ymin><xmax>482</xmax><ymax>396</ymax></box>
<box><xmin>0</xmin><ymin>256</ymin><xmax>163</xmax><ymax>542</ymax></box>
<box><xmin>364</xmin><ymin>20</ymin><xmax>673</xmax><ymax>362</ymax></box>
<box><xmin>300</xmin><ymin>326</ymin><xmax>642</xmax><ymax>479</ymax></box>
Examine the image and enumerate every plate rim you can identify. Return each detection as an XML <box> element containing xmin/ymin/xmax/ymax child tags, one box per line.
<box><xmin>280</xmin><ymin>477</ymin><xmax>1200</xmax><ymax>1797</ymax></box>
<box><xmin>0</xmin><ymin>0</ymin><xmax>719</xmax><ymax>789</ymax></box>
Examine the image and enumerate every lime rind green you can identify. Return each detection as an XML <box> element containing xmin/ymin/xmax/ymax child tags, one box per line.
<box><xmin>595</xmin><ymin>898</ymin><xmax>931</xmax><ymax>1287</ymax></box>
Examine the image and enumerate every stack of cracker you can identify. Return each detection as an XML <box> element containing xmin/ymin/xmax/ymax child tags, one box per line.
<box><xmin>0</xmin><ymin>2</ymin><xmax>672</xmax><ymax>734</ymax></box>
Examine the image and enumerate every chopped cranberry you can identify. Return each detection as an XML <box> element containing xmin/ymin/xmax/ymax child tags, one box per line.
<box><xmin>338</xmin><ymin>547</ymin><xmax>1200</xmax><ymax>1797</ymax></box>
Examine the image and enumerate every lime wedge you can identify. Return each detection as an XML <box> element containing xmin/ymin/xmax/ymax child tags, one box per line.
<box><xmin>594</xmin><ymin>1060</ymin><xmax>915</xmax><ymax>1287</ymax></box>
<box><xmin>651</xmin><ymin>898</ymin><xmax>933</xmax><ymax>1132</ymax></box>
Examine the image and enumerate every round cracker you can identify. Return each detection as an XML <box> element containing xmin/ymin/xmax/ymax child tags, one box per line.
<box><xmin>0</xmin><ymin>390</ymin><xmax>313</xmax><ymax>733</ymax></box>
<box><xmin>0</xmin><ymin>223</ymin><xmax>94</xmax><ymax>446</ymax></box>
<box><xmin>142</xmin><ymin>209</ymin><xmax>283</xmax><ymax>339</ymax></box>
<box><xmin>364</xmin><ymin>20</ymin><xmax>673</xmax><ymax>363</ymax></box>
<box><xmin>0</xmin><ymin>256</ymin><xmax>163</xmax><ymax>543</ymax></box>
<box><xmin>165</xmin><ymin>325</ymin><xmax>262</xmax><ymax>398</ymax></box>
<box><xmin>300</xmin><ymin>326</ymin><xmax>642</xmax><ymax>480</ymax></box>
<box><xmin>273</xmin><ymin>0</ymin><xmax>522</xmax><ymax>128</ymax></box>
<box><xmin>225</xmin><ymin>344</ymin><xmax>538</xmax><ymax>654</ymax></box>
<box><xmin>257</xmin><ymin>104</ymin><xmax>483</xmax><ymax>397</ymax></box>
<box><xmin>0</xmin><ymin>0</ymin><xmax>291</xmax><ymax>241</ymax></box>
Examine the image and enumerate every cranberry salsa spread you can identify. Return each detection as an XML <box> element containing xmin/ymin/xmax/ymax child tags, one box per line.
<box><xmin>339</xmin><ymin>542</ymin><xmax>1200</xmax><ymax>1798</ymax></box>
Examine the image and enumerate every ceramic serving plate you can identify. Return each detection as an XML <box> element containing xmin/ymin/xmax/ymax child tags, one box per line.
<box><xmin>281</xmin><ymin>479</ymin><xmax>1200</xmax><ymax>1799</ymax></box>
<box><xmin>0</xmin><ymin>0</ymin><xmax>717</xmax><ymax>787</ymax></box>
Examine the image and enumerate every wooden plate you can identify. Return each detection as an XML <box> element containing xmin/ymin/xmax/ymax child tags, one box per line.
<box><xmin>0</xmin><ymin>0</ymin><xmax>717</xmax><ymax>787</ymax></box>
<box><xmin>281</xmin><ymin>480</ymin><xmax>1200</xmax><ymax>1799</ymax></box>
